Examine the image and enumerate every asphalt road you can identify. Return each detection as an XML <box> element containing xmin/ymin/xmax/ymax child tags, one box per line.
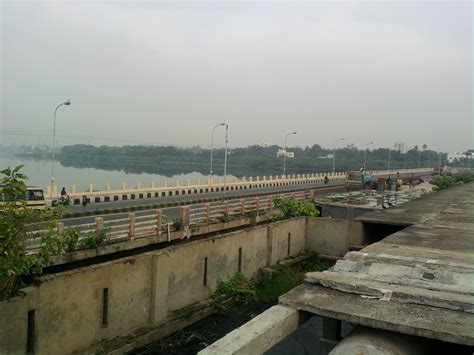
<box><xmin>62</xmin><ymin>180</ymin><xmax>343</xmax><ymax>227</ymax></box>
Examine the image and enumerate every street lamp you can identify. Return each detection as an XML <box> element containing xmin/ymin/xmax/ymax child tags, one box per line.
<box><xmin>283</xmin><ymin>131</ymin><xmax>297</xmax><ymax>178</ymax></box>
<box><xmin>387</xmin><ymin>148</ymin><xmax>391</xmax><ymax>171</ymax></box>
<box><xmin>223</xmin><ymin>124</ymin><xmax>229</xmax><ymax>199</ymax></box>
<box><xmin>209</xmin><ymin>123</ymin><xmax>226</xmax><ymax>186</ymax></box>
<box><xmin>363</xmin><ymin>142</ymin><xmax>373</xmax><ymax>171</ymax></box>
<box><xmin>51</xmin><ymin>99</ymin><xmax>71</xmax><ymax>198</ymax></box>
<box><xmin>332</xmin><ymin>138</ymin><xmax>344</xmax><ymax>174</ymax></box>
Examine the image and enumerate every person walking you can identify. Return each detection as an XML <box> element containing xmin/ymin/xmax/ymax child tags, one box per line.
<box><xmin>82</xmin><ymin>195</ymin><xmax>88</xmax><ymax>210</ymax></box>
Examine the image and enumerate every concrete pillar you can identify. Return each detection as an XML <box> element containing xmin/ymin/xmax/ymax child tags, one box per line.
<box><xmin>176</xmin><ymin>180</ymin><xmax>179</xmax><ymax>187</ymax></box>
<box><xmin>137</xmin><ymin>182</ymin><xmax>141</xmax><ymax>189</ymax></box>
<box><xmin>106</xmin><ymin>184</ymin><xmax>111</xmax><ymax>192</ymax></box>
<box><xmin>88</xmin><ymin>184</ymin><xmax>93</xmax><ymax>193</ymax></box>
<box><xmin>268</xmin><ymin>196</ymin><xmax>273</xmax><ymax>213</ymax></box>
<box><xmin>95</xmin><ymin>217</ymin><xmax>103</xmax><ymax>233</ymax></box>
<box><xmin>255</xmin><ymin>197</ymin><xmax>260</xmax><ymax>216</ymax></box>
<box><xmin>223</xmin><ymin>201</ymin><xmax>229</xmax><ymax>216</ymax></box>
<box><xmin>150</xmin><ymin>253</ymin><xmax>169</xmax><ymax>323</ymax></box>
<box><xmin>301</xmin><ymin>191</ymin><xmax>305</xmax><ymax>200</ymax></box>
<box><xmin>179</xmin><ymin>206</ymin><xmax>190</xmax><ymax>228</ymax></box>
<box><xmin>56</xmin><ymin>222</ymin><xmax>64</xmax><ymax>234</ymax></box>
<box><xmin>164</xmin><ymin>180</ymin><xmax>167</xmax><ymax>188</ymax></box>
<box><xmin>155</xmin><ymin>209</ymin><xmax>162</xmax><ymax>233</ymax></box>
<box><xmin>320</xmin><ymin>317</ymin><xmax>342</xmax><ymax>355</ymax></box>
<box><xmin>204</xmin><ymin>203</ymin><xmax>210</xmax><ymax>224</ymax></box>
<box><xmin>122</xmin><ymin>183</ymin><xmax>126</xmax><ymax>190</ymax></box>
<box><xmin>128</xmin><ymin>213</ymin><xmax>135</xmax><ymax>239</ymax></box>
<box><xmin>266</xmin><ymin>225</ymin><xmax>279</xmax><ymax>266</ymax></box>
<box><xmin>71</xmin><ymin>185</ymin><xmax>76</xmax><ymax>194</ymax></box>
<box><xmin>240</xmin><ymin>199</ymin><xmax>245</xmax><ymax>217</ymax></box>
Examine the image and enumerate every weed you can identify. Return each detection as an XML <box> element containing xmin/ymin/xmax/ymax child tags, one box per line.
<box><xmin>173</xmin><ymin>218</ymin><xmax>183</xmax><ymax>231</ymax></box>
<box><xmin>212</xmin><ymin>272</ymin><xmax>257</xmax><ymax>308</ymax></box>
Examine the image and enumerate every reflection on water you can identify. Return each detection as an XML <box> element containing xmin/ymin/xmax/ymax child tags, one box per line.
<box><xmin>0</xmin><ymin>156</ymin><xmax>236</xmax><ymax>192</ymax></box>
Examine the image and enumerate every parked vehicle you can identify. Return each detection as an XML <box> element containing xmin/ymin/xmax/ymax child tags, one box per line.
<box><xmin>0</xmin><ymin>186</ymin><xmax>46</xmax><ymax>211</ymax></box>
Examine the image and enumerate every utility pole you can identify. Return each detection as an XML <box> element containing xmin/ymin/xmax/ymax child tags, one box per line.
<box><xmin>223</xmin><ymin>124</ymin><xmax>229</xmax><ymax>199</ymax></box>
<box><xmin>51</xmin><ymin>99</ymin><xmax>71</xmax><ymax>198</ymax></box>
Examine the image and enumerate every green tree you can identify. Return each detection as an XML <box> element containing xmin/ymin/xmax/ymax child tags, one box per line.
<box><xmin>0</xmin><ymin>166</ymin><xmax>63</xmax><ymax>300</ymax></box>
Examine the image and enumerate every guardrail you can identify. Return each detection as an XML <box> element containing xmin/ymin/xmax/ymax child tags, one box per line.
<box><xmin>25</xmin><ymin>191</ymin><xmax>313</xmax><ymax>252</ymax></box>
<box><xmin>45</xmin><ymin>168</ymin><xmax>433</xmax><ymax>206</ymax></box>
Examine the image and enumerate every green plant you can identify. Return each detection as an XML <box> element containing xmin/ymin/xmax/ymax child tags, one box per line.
<box><xmin>212</xmin><ymin>272</ymin><xmax>257</xmax><ymax>308</ymax></box>
<box><xmin>62</xmin><ymin>228</ymin><xmax>81</xmax><ymax>252</ymax></box>
<box><xmin>247</xmin><ymin>210</ymin><xmax>257</xmax><ymax>226</ymax></box>
<box><xmin>0</xmin><ymin>166</ymin><xmax>63</xmax><ymax>300</ymax></box>
<box><xmin>173</xmin><ymin>217</ymin><xmax>183</xmax><ymax>231</ymax></box>
<box><xmin>272</xmin><ymin>198</ymin><xmax>319</xmax><ymax>221</ymax></box>
<box><xmin>431</xmin><ymin>172</ymin><xmax>474</xmax><ymax>190</ymax></box>
<box><xmin>80</xmin><ymin>228</ymin><xmax>109</xmax><ymax>249</ymax></box>
<box><xmin>219</xmin><ymin>213</ymin><xmax>235</xmax><ymax>223</ymax></box>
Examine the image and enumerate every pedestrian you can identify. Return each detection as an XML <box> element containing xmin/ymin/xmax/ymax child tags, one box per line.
<box><xmin>82</xmin><ymin>195</ymin><xmax>88</xmax><ymax>210</ymax></box>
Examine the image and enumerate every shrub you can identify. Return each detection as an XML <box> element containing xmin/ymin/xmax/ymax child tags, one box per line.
<box><xmin>80</xmin><ymin>228</ymin><xmax>109</xmax><ymax>249</ymax></box>
<box><xmin>272</xmin><ymin>198</ymin><xmax>319</xmax><ymax>221</ymax></box>
<box><xmin>173</xmin><ymin>217</ymin><xmax>183</xmax><ymax>231</ymax></box>
<box><xmin>212</xmin><ymin>272</ymin><xmax>257</xmax><ymax>307</ymax></box>
<box><xmin>0</xmin><ymin>166</ymin><xmax>62</xmax><ymax>299</ymax></box>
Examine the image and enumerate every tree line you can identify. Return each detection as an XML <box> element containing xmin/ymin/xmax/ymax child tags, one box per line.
<box><xmin>54</xmin><ymin>143</ymin><xmax>447</xmax><ymax>177</ymax></box>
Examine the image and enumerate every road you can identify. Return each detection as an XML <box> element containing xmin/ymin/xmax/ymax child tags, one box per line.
<box><xmin>62</xmin><ymin>180</ymin><xmax>344</xmax><ymax>227</ymax></box>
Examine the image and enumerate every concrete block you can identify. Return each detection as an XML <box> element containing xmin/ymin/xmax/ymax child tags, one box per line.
<box><xmin>198</xmin><ymin>305</ymin><xmax>300</xmax><ymax>355</ymax></box>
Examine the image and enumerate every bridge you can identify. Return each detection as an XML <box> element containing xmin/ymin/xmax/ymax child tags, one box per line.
<box><xmin>47</xmin><ymin>168</ymin><xmax>431</xmax><ymax>208</ymax></box>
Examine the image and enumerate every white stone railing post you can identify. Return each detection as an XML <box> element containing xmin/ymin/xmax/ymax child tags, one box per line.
<box><xmin>95</xmin><ymin>217</ymin><xmax>103</xmax><ymax>234</ymax></box>
<box><xmin>155</xmin><ymin>209</ymin><xmax>162</xmax><ymax>233</ymax></box>
<box><xmin>128</xmin><ymin>213</ymin><xmax>135</xmax><ymax>239</ymax></box>
<box><xmin>56</xmin><ymin>222</ymin><xmax>64</xmax><ymax>234</ymax></box>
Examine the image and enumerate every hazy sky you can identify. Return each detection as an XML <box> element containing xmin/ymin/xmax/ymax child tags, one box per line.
<box><xmin>1</xmin><ymin>0</ymin><xmax>472</xmax><ymax>152</ymax></box>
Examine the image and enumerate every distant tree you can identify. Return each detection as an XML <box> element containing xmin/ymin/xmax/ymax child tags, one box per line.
<box><xmin>422</xmin><ymin>144</ymin><xmax>427</xmax><ymax>150</ymax></box>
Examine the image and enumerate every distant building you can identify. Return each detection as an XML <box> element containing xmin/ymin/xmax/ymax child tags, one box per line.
<box><xmin>277</xmin><ymin>149</ymin><xmax>295</xmax><ymax>158</ymax></box>
<box><xmin>257</xmin><ymin>140</ymin><xmax>271</xmax><ymax>148</ymax></box>
<box><xmin>317</xmin><ymin>154</ymin><xmax>334</xmax><ymax>159</ymax></box>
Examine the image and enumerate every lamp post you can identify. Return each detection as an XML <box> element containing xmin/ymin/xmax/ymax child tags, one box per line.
<box><xmin>387</xmin><ymin>148</ymin><xmax>391</xmax><ymax>171</ymax></box>
<box><xmin>283</xmin><ymin>131</ymin><xmax>297</xmax><ymax>178</ymax></box>
<box><xmin>209</xmin><ymin>123</ymin><xmax>226</xmax><ymax>186</ymax></box>
<box><xmin>332</xmin><ymin>138</ymin><xmax>344</xmax><ymax>174</ymax></box>
<box><xmin>51</xmin><ymin>99</ymin><xmax>71</xmax><ymax>198</ymax></box>
<box><xmin>363</xmin><ymin>142</ymin><xmax>373</xmax><ymax>171</ymax></box>
<box><xmin>223</xmin><ymin>124</ymin><xmax>229</xmax><ymax>199</ymax></box>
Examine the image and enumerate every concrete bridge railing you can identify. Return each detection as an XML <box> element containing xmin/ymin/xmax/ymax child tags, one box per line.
<box><xmin>25</xmin><ymin>190</ymin><xmax>314</xmax><ymax>251</ymax></box>
<box><xmin>45</xmin><ymin>168</ymin><xmax>433</xmax><ymax>206</ymax></box>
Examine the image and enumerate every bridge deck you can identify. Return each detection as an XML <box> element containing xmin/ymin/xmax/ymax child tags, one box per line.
<box><xmin>280</xmin><ymin>183</ymin><xmax>474</xmax><ymax>346</ymax></box>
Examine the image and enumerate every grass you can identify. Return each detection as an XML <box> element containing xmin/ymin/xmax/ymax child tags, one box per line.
<box><xmin>256</xmin><ymin>256</ymin><xmax>332</xmax><ymax>302</ymax></box>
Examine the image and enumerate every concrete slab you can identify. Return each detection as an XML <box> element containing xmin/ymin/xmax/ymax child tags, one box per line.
<box><xmin>279</xmin><ymin>283</ymin><xmax>474</xmax><ymax>346</ymax></box>
<box><xmin>281</xmin><ymin>183</ymin><xmax>474</xmax><ymax>347</ymax></box>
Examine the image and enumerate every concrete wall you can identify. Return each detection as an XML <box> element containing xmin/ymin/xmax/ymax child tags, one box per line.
<box><xmin>0</xmin><ymin>219</ymin><xmax>306</xmax><ymax>355</ymax></box>
<box><xmin>305</xmin><ymin>217</ymin><xmax>363</xmax><ymax>257</ymax></box>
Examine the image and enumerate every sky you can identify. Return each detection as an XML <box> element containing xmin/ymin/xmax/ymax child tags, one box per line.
<box><xmin>1</xmin><ymin>0</ymin><xmax>472</xmax><ymax>152</ymax></box>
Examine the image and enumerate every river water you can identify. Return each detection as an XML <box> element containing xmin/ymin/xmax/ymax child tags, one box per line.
<box><xmin>0</xmin><ymin>157</ymin><xmax>233</xmax><ymax>192</ymax></box>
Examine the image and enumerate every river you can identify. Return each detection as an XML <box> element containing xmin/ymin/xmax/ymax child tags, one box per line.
<box><xmin>0</xmin><ymin>157</ymin><xmax>234</xmax><ymax>192</ymax></box>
